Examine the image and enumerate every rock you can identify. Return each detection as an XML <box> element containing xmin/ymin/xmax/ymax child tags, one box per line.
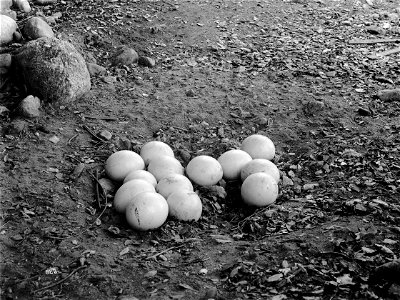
<box><xmin>18</xmin><ymin>95</ymin><xmax>41</xmax><ymax>118</ymax></box>
<box><xmin>86</xmin><ymin>62</ymin><xmax>106</xmax><ymax>76</ymax></box>
<box><xmin>201</xmin><ymin>287</ymin><xmax>218</xmax><ymax>300</ymax></box>
<box><xmin>0</xmin><ymin>53</ymin><xmax>12</xmax><ymax>74</ymax></box>
<box><xmin>110</xmin><ymin>46</ymin><xmax>138</xmax><ymax>66</ymax></box>
<box><xmin>377</xmin><ymin>89</ymin><xmax>400</xmax><ymax>102</ymax></box>
<box><xmin>0</xmin><ymin>0</ymin><xmax>12</xmax><ymax>11</ymax></box>
<box><xmin>23</xmin><ymin>17</ymin><xmax>54</xmax><ymax>40</ymax></box>
<box><xmin>138</xmin><ymin>56</ymin><xmax>156</xmax><ymax>67</ymax></box>
<box><xmin>0</xmin><ymin>15</ymin><xmax>17</xmax><ymax>44</ymax></box>
<box><xmin>13</xmin><ymin>37</ymin><xmax>91</xmax><ymax>103</ymax></box>
<box><xmin>14</xmin><ymin>0</ymin><xmax>31</xmax><ymax>12</ymax></box>
<box><xmin>370</xmin><ymin>259</ymin><xmax>400</xmax><ymax>284</ymax></box>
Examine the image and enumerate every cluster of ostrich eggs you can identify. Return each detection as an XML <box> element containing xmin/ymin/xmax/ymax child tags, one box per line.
<box><xmin>105</xmin><ymin>141</ymin><xmax>202</xmax><ymax>231</ymax></box>
<box><xmin>104</xmin><ymin>134</ymin><xmax>280</xmax><ymax>231</ymax></box>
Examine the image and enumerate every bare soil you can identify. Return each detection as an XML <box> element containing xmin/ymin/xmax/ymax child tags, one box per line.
<box><xmin>1</xmin><ymin>0</ymin><xmax>400</xmax><ymax>299</ymax></box>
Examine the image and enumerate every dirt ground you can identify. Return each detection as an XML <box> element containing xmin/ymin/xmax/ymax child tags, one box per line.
<box><xmin>1</xmin><ymin>0</ymin><xmax>400</xmax><ymax>299</ymax></box>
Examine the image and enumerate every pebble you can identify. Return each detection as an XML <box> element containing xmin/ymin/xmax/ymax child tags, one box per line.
<box><xmin>98</xmin><ymin>130</ymin><xmax>112</xmax><ymax>141</ymax></box>
<box><xmin>282</xmin><ymin>175</ymin><xmax>294</xmax><ymax>186</ymax></box>
<box><xmin>116</xmin><ymin>296</ymin><xmax>139</xmax><ymax>300</ymax></box>
<box><xmin>86</xmin><ymin>62</ymin><xmax>107</xmax><ymax>76</ymax></box>
<box><xmin>138</xmin><ymin>56</ymin><xmax>156</xmax><ymax>67</ymax></box>
<box><xmin>49</xmin><ymin>135</ymin><xmax>60</xmax><ymax>144</ymax></box>
<box><xmin>377</xmin><ymin>89</ymin><xmax>400</xmax><ymax>102</ymax></box>
<box><xmin>303</xmin><ymin>183</ymin><xmax>319</xmax><ymax>190</ymax></box>
<box><xmin>19</xmin><ymin>95</ymin><xmax>41</xmax><ymax>118</ymax></box>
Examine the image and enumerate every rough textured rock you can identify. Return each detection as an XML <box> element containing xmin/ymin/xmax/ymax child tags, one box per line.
<box><xmin>13</xmin><ymin>37</ymin><xmax>91</xmax><ymax>103</ymax></box>
<box><xmin>23</xmin><ymin>17</ymin><xmax>54</xmax><ymax>40</ymax></box>
<box><xmin>110</xmin><ymin>46</ymin><xmax>138</xmax><ymax>66</ymax></box>
<box><xmin>0</xmin><ymin>14</ymin><xmax>17</xmax><ymax>44</ymax></box>
<box><xmin>18</xmin><ymin>95</ymin><xmax>41</xmax><ymax>118</ymax></box>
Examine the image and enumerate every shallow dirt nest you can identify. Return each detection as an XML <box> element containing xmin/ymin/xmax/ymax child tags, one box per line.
<box><xmin>1</xmin><ymin>0</ymin><xmax>400</xmax><ymax>299</ymax></box>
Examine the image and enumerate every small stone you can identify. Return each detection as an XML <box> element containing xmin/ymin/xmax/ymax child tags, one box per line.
<box><xmin>199</xmin><ymin>268</ymin><xmax>208</xmax><ymax>275</ymax></box>
<box><xmin>282</xmin><ymin>175</ymin><xmax>294</xmax><ymax>186</ymax></box>
<box><xmin>11</xmin><ymin>234</ymin><xmax>23</xmax><ymax>241</ymax></box>
<box><xmin>365</xmin><ymin>25</ymin><xmax>382</xmax><ymax>35</ymax></box>
<box><xmin>138</xmin><ymin>56</ymin><xmax>156</xmax><ymax>67</ymax></box>
<box><xmin>49</xmin><ymin>135</ymin><xmax>60</xmax><ymax>144</ymax></box>
<box><xmin>110</xmin><ymin>46</ymin><xmax>138</xmax><ymax>66</ymax></box>
<box><xmin>115</xmin><ymin>136</ymin><xmax>131</xmax><ymax>150</ymax></box>
<box><xmin>86</xmin><ymin>62</ymin><xmax>106</xmax><ymax>76</ymax></box>
<box><xmin>303</xmin><ymin>183</ymin><xmax>319</xmax><ymax>190</ymax></box>
<box><xmin>98</xmin><ymin>130</ymin><xmax>112</xmax><ymax>141</ymax></box>
<box><xmin>23</xmin><ymin>17</ymin><xmax>54</xmax><ymax>40</ymax></box>
<box><xmin>19</xmin><ymin>95</ymin><xmax>41</xmax><ymax>118</ymax></box>
<box><xmin>14</xmin><ymin>0</ymin><xmax>31</xmax><ymax>12</ymax></box>
<box><xmin>0</xmin><ymin>105</ymin><xmax>9</xmax><ymax>116</ymax></box>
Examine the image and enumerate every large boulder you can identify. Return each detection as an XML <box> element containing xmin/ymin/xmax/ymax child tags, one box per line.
<box><xmin>13</xmin><ymin>37</ymin><xmax>91</xmax><ymax>103</ymax></box>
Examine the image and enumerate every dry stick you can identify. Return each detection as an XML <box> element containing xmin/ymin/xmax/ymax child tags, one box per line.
<box><xmin>349</xmin><ymin>38</ymin><xmax>400</xmax><ymax>44</ymax></box>
<box><xmin>33</xmin><ymin>265</ymin><xmax>87</xmax><ymax>293</ymax></box>
<box><xmin>375</xmin><ymin>47</ymin><xmax>400</xmax><ymax>57</ymax></box>
<box><xmin>146</xmin><ymin>244</ymin><xmax>185</xmax><ymax>260</ymax></box>
<box><xmin>82</xmin><ymin>125</ymin><xmax>103</xmax><ymax>141</ymax></box>
<box><xmin>87</xmin><ymin>171</ymin><xmax>109</xmax><ymax>227</ymax></box>
<box><xmin>83</xmin><ymin>115</ymin><xmax>118</xmax><ymax>121</ymax></box>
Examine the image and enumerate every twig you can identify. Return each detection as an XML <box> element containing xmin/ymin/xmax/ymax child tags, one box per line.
<box><xmin>146</xmin><ymin>244</ymin><xmax>185</xmax><ymax>260</ymax></box>
<box><xmin>82</xmin><ymin>125</ymin><xmax>103</xmax><ymax>141</ymax></box>
<box><xmin>375</xmin><ymin>47</ymin><xmax>400</xmax><ymax>57</ymax></box>
<box><xmin>67</xmin><ymin>134</ymin><xmax>79</xmax><ymax>145</ymax></box>
<box><xmin>349</xmin><ymin>38</ymin><xmax>400</xmax><ymax>44</ymax></box>
<box><xmin>33</xmin><ymin>265</ymin><xmax>87</xmax><ymax>293</ymax></box>
<box><xmin>82</xmin><ymin>115</ymin><xmax>118</xmax><ymax>121</ymax></box>
<box><xmin>95</xmin><ymin>170</ymin><xmax>101</xmax><ymax>208</ymax></box>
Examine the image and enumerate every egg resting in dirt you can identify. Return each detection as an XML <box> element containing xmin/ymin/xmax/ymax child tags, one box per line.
<box><xmin>186</xmin><ymin>155</ymin><xmax>223</xmax><ymax>186</ymax></box>
<box><xmin>125</xmin><ymin>192</ymin><xmax>169</xmax><ymax>231</ymax></box>
<box><xmin>217</xmin><ymin>149</ymin><xmax>252</xmax><ymax>181</ymax></box>
<box><xmin>123</xmin><ymin>169</ymin><xmax>157</xmax><ymax>187</ymax></box>
<box><xmin>240</xmin><ymin>159</ymin><xmax>280</xmax><ymax>183</ymax></box>
<box><xmin>156</xmin><ymin>173</ymin><xmax>194</xmax><ymax>198</ymax></box>
<box><xmin>147</xmin><ymin>156</ymin><xmax>184</xmax><ymax>181</ymax></box>
<box><xmin>167</xmin><ymin>190</ymin><xmax>202</xmax><ymax>221</ymax></box>
<box><xmin>105</xmin><ymin>150</ymin><xmax>145</xmax><ymax>182</ymax></box>
<box><xmin>240</xmin><ymin>134</ymin><xmax>275</xmax><ymax>161</ymax></box>
<box><xmin>140</xmin><ymin>141</ymin><xmax>175</xmax><ymax>166</ymax></box>
<box><xmin>241</xmin><ymin>173</ymin><xmax>278</xmax><ymax>207</ymax></box>
<box><xmin>113</xmin><ymin>179</ymin><xmax>155</xmax><ymax>213</ymax></box>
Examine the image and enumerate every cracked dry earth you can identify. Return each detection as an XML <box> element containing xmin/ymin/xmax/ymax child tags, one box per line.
<box><xmin>1</xmin><ymin>0</ymin><xmax>400</xmax><ymax>299</ymax></box>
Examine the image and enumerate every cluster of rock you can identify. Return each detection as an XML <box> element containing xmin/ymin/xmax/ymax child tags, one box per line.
<box><xmin>0</xmin><ymin>0</ymin><xmax>156</xmax><ymax>123</ymax></box>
